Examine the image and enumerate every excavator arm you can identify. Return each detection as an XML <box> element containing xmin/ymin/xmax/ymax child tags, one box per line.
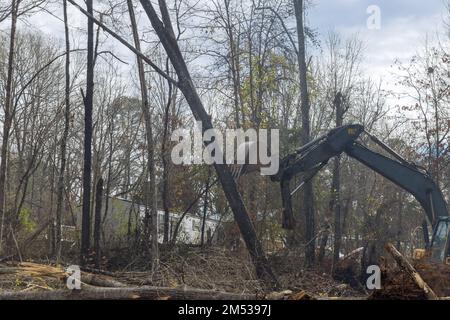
<box><xmin>346</xmin><ymin>142</ymin><xmax>448</xmax><ymax>224</ymax></box>
<box><xmin>273</xmin><ymin>124</ymin><xmax>450</xmax><ymax>263</ymax></box>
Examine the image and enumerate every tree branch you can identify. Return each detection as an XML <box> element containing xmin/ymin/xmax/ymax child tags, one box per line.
<box><xmin>255</xmin><ymin>6</ymin><xmax>298</xmax><ymax>56</ymax></box>
<box><xmin>66</xmin><ymin>0</ymin><xmax>178</xmax><ymax>87</ymax></box>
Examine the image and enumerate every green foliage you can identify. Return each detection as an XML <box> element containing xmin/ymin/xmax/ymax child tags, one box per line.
<box><xmin>18</xmin><ymin>208</ymin><xmax>36</xmax><ymax>233</ymax></box>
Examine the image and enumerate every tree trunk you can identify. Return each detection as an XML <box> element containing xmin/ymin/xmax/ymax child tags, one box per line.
<box><xmin>332</xmin><ymin>92</ymin><xmax>343</xmax><ymax>274</ymax></box>
<box><xmin>93</xmin><ymin>177</ymin><xmax>103</xmax><ymax>268</ymax></box>
<box><xmin>224</xmin><ymin>0</ymin><xmax>242</xmax><ymax>128</ymax></box>
<box><xmin>127</xmin><ymin>0</ymin><xmax>159</xmax><ymax>270</ymax></box>
<box><xmin>81</xmin><ymin>0</ymin><xmax>95</xmax><ymax>265</ymax></box>
<box><xmin>102</xmin><ymin>122</ymin><xmax>113</xmax><ymax>226</ymax></box>
<box><xmin>138</xmin><ymin>0</ymin><xmax>277</xmax><ymax>286</ymax></box>
<box><xmin>0</xmin><ymin>0</ymin><xmax>18</xmax><ymax>254</ymax></box>
<box><xmin>200</xmin><ymin>169</ymin><xmax>212</xmax><ymax>247</ymax></box>
<box><xmin>53</xmin><ymin>0</ymin><xmax>71</xmax><ymax>262</ymax></box>
<box><xmin>280</xmin><ymin>179</ymin><xmax>295</xmax><ymax>229</ymax></box>
<box><xmin>317</xmin><ymin>227</ymin><xmax>330</xmax><ymax>263</ymax></box>
<box><xmin>293</xmin><ymin>0</ymin><xmax>315</xmax><ymax>267</ymax></box>
<box><xmin>161</xmin><ymin>88</ymin><xmax>171</xmax><ymax>244</ymax></box>
<box><xmin>318</xmin><ymin>172</ymin><xmax>337</xmax><ymax>264</ymax></box>
<box><xmin>330</xmin><ymin>157</ymin><xmax>341</xmax><ymax>271</ymax></box>
<box><xmin>422</xmin><ymin>219</ymin><xmax>430</xmax><ymax>247</ymax></box>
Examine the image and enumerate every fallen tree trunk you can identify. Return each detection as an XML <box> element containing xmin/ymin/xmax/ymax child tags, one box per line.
<box><xmin>0</xmin><ymin>262</ymin><xmax>126</xmax><ymax>288</ymax></box>
<box><xmin>0</xmin><ymin>286</ymin><xmax>261</xmax><ymax>300</ymax></box>
<box><xmin>81</xmin><ymin>273</ymin><xmax>127</xmax><ymax>288</ymax></box>
<box><xmin>385</xmin><ymin>243</ymin><xmax>438</xmax><ymax>300</ymax></box>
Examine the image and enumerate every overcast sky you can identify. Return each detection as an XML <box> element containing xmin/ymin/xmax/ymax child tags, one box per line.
<box><xmin>309</xmin><ymin>0</ymin><xmax>448</xmax><ymax>96</ymax></box>
<box><xmin>5</xmin><ymin>0</ymin><xmax>449</xmax><ymax>110</ymax></box>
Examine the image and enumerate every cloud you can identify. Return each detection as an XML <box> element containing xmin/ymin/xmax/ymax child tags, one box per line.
<box><xmin>339</xmin><ymin>13</ymin><xmax>445</xmax><ymax>84</ymax></box>
<box><xmin>309</xmin><ymin>1</ymin><xmax>448</xmax><ymax>112</ymax></box>
<box><xmin>309</xmin><ymin>0</ymin><xmax>447</xmax><ymax>66</ymax></box>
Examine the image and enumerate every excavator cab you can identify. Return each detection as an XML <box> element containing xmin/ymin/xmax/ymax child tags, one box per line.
<box><xmin>430</xmin><ymin>217</ymin><xmax>450</xmax><ymax>264</ymax></box>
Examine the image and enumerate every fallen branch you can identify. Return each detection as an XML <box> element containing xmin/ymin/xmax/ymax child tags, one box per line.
<box><xmin>0</xmin><ymin>285</ymin><xmax>261</xmax><ymax>300</ymax></box>
<box><xmin>80</xmin><ymin>265</ymin><xmax>116</xmax><ymax>277</ymax></box>
<box><xmin>340</xmin><ymin>247</ymin><xmax>364</xmax><ymax>261</ymax></box>
<box><xmin>385</xmin><ymin>243</ymin><xmax>438</xmax><ymax>300</ymax></box>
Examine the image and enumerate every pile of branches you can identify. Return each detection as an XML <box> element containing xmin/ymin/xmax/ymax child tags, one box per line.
<box><xmin>112</xmin><ymin>247</ymin><xmax>264</xmax><ymax>293</ymax></box>
<box><xmin>268</xmin><ymin>248</ymin><xmax>361</xmax><ymax>297</ymax></box>
<box><xmin>0</xmin><ymin>261</ymin><xmax>315</xmax><ymax>300</ymax></box>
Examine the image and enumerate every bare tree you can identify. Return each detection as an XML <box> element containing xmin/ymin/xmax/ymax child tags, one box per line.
<box><xmin>81</xmin><ymin>0</ymin><xmax>95</xmax><ymax>265</ymax></box>
<box><xmin>53</xmin><ymin>0</ymin><xmax>71</xmax><ymax>261</ymax></box>
<box><xmin>293</xmin><ymin>0</ymin><xmax>315</xmax><ymax>267</ymax></box>
<box><xmin>0</xmin><ymin>0</ymin><xmax>18</xmax><ymax>254</ymax></box>
<box><xmin>127</xmin><ymin>0</ymin><xmax>159</xmax><ymax>269</ymax></box>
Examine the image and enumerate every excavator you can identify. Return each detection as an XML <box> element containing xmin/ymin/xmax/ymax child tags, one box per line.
<box><xmin>240</xmin><ymin>124</ymin><xmax>450</xmax><ymax>265</ymax></box>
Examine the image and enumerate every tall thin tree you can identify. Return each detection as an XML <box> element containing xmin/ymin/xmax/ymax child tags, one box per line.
<box><xmin>127</xmin><ymin>0</ymin><xmax>159</xmax><ymax>269</ymax></box>
<box><xmin>331</xmin><ymin>92</ymin><xmax>343</xmax><ymax>274</ymax></box>
<box><xmin>293</xmin><ymin>0</ymin><xmax>315</xmax><ymax>267</ymax></box>
<box><xmin>53</xmin><ymin>0</ymin><xmax>71</xmax><ymax>261</ymax></box>
<box><xmin>0</xmin><ymin>0</ymin><xmax>18</xmax><ymax>253</ymax></box>
<box><xmin>81</xmin><ymin>0</ymin><xmax>95</xmax><ymax>265</ymax></box>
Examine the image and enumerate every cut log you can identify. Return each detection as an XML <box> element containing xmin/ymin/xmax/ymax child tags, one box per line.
<box><xmin>80</xmin><ymin>266</ymin><xmax>116</xmax><ymax>277</ymax></box>
<box><xmin>385</xmin><ymin>243</ymin><xmax>438</xmax><ymax>300</ymax></box>
<box><xmin>0</xmin><ymin>267</ymin><xmax>19</xmax><ymax>274</ymax></box>
<box><xmin>81</xmin><ymin>273</ymin><xmax>126</xmax><ymax>288</ymax></box>
<box><xmin>0</xmin><ymin>286</ymin><xmax>261</xmax><ymax>300</ymax></box>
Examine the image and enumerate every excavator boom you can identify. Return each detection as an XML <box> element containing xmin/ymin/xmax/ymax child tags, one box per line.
<box><xmin>273</xmin><ymin>124</ymin><xmax>449</xmax><ymax>264</ymax></box>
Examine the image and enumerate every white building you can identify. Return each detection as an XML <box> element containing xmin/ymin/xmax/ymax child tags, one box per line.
<box><xmin>76</xmin><ymin>197</ymin><xmax>221</xmax><ymax>248</ymax></box>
